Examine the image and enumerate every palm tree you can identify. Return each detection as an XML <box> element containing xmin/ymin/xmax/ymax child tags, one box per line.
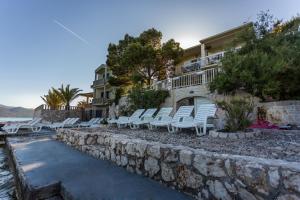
<box><xmin>41</xmin><ymin>88</ymin><xmax>63</xmax><ymax>110</ymax></box>
<box><xmin>55</xmin><ymin>84</ymin><xmax>82</xmax><ymax>110</ymax></box>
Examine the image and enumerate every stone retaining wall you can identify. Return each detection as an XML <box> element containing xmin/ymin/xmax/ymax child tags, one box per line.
<box><xmin>56</xmin><ymin>129</ymin><xmax>300</xmax><ymax>200</ymax></box>
<box><xmin>260</xmin><ymin>100</ymin><xmax>300</xmax><ymax>126</ymax></box>
<box><xmin>33</xmin><ymin>109</ymin><xmax>82</xmax><ymax>123</ymax></box>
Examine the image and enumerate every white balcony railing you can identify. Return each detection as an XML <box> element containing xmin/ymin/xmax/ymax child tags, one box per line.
<box><xmin>152</xmin><ymin>67</ymin><xmax>220</xmax><ymax>90</ymax></box>
<box><xmin>182</xmin><ymin>51</ymin><xmax>225</xmax><ymax>73</ymax></box>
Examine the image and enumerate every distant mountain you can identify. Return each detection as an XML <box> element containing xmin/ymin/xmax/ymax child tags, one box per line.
<box><xmin>0</xmin><ymin>104</ymin><xmax>34</xmax><ymax>117</ymax></box>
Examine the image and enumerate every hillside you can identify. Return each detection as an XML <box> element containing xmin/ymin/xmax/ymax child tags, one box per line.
<box><xmin>0</xmin><ymin>104</ymin><xmax>34</xmax><ymax>117</ymax></box>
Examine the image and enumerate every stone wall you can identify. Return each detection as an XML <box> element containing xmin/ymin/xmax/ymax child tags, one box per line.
<box><xmin>56</xmin><ymin>129</ymin><xmax>300</xmax><ymax>200</ymax></box>
<box><xmin>33</xmin><ymin>109</ymin><xmax>82</xmax><ymax>123</ymax></box>
<box><xmin>260</xmin><ymin>100</ymin><xmax>300</xmax><ymax>126</ymax></box>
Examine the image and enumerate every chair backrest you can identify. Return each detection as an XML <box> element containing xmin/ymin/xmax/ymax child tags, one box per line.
<box><xmin>28</xmin><ymin>118</ymin><xmax>42</xmax><ymax>126</ymax></box>
<box><xmin>172</xmin><ymin>106</ymin><xmax>194</xmax><ymax>122</ymax></box>
<box><xmin>141</xmin><ymin>108</ymin><xmax>157</xmax><ymax>118</ymax></box>
<box><xmin>69</xmin><ymin>118</ymin><xmax>80</xmax><ymax>125</ymax></box>
<box><xmin>129</xmin><ymin>109</ymin><xmax>145</xmax><ymax>120</ymax></box>
<box><xmin>88</xmin><ymin>118</ymin><xmax>98</xmax><ymax>124</ymax></box>
<box><xmin>62</xmin><ymin>118</ymin><xmax>72</xmax><ymax>124</ymax></box>
<box><xmin>194</xmin><ymin>104</ymin><xmax>217</xmax><ymax>123</ymax></box>
<box><xmin>154</xmin><ymin>107</ymin><xmax>173</xmax><ymax>119</ymax></box>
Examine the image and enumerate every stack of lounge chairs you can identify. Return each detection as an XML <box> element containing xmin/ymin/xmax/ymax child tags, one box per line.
<box><xmin>112</xmin><ymin>104</ymin><xmax>217</xmax><ymax>136</ymax></box>
<box><xmin>77</xmin><ymin>118</ymin><xmax>103</xmax><ymax>128</ymax></box>
<box><xmin>2</xmin><ymin>118</ymin><xmax>43</xmax><ymax>134</ymax></box>
<box><xmin>48</xmin><ymin>118</ymin><xmax>80</xmax><ymax>130</ymax></box>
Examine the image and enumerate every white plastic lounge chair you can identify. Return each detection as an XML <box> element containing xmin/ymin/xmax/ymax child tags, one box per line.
<box><xmin>148</xmin><ymin>107</ymin><xmax>173</xmax><ymax>130</ymax></box>
<box><xmin>107</xmin><ymin>118</ymin><xmax>118</xmax><ymax>127</ymax></box>
<box><xmin>49</xmin><ymin>118</ymin><xmax>79</xmax><ymax>130</ymax></box>
<box><xmin>77</xmin><ymin>118</ymin><xmax>101</xmax><ymax>128</ymax></box>
<box><xmin>171</xmin><ymin>104</ymin><xmax>217</xmax><ymax>136</ymax></box>
<box><xmin>3</xmin><ymin>118</ymin><xmax>43</xmax><ymax>134</ymax></box>
<box><xmin>116</xmin><ymin>109</ymin><xmax>145</xmax><ymax>128</ymax></box>
<box><xmin>149</xmin><ymin>106</ymin><xmax>194</xmax><ymax>133</ymax></box>
<box><xmin>130</xmin><ymin>108</ymin><xmax>157</xmax><ymax>129</ymax></box>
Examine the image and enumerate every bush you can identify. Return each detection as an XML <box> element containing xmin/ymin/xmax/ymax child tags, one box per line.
<box><xmin>217</xmin><ymin>97</ymin><xmax>254</xmax><ymax>132</ymax></box>
<box><xmin>128</xmin><ymin>86</ymin><xmax>169</xmax><ymax>112</ymax></box>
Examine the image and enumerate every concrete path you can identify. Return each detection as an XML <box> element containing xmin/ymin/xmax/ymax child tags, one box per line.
<box><xmin>9</xmin><ymin>136</ymin><xmax>192</xmax><ymax>200</ymax></box>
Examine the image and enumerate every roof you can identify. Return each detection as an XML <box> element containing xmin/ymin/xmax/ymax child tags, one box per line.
<box><xmin>200</xmin><ymin>22</ymin><xmax>253</xmax><ymax>44</ymax></box>
<box><xmin>79</xmin><ymin>92</ymin><xmax>93</xmax><ymax>98</ymax></box>
<box><xmin>95</xmin><ymin>64</ymin><xmax>107</xmax><ymax>73</ymax></box>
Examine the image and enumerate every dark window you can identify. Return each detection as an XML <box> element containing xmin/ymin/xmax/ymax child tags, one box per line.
<box><xmin>106</xmin><ymin>73</ymin><xmax>110</xmax><ymax>78</ymax></box>
<box><xmin>101</xmin><ymin>92</ymin><xmax>104</xmax><ymax>98</ymax></box>
<box><xmin>95</xmin><ymin>110</ymin><xmax>102</xmax><ymax>118</ymax></box>
<box><xmin>106</xmin><ymin>91</ymin><xmax>110</xmax><ymax>99</ymax></box>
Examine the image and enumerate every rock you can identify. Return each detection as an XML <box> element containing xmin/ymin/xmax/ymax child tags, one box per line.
<box><xmin>126</xmin><ymin>165</ymin><xmax>135</xmax><ymax>173</ymax></box>
<box><xmin>283</xmin><ymin>171</ymin><xmax>300</xmax><ymax>193</ymax></box>
<box><xmin>120</xmin><ymin>156</ymin><xmax>128</xmax><ymax>166</ymax></box>
<box><xmin>128</xmin><ymin>159</ymin><xmax>135</xmax><ymax>166</ymax></box>
<box><xmin>235</xmin><ymin>162</ymin><xmax>268</xmax><ymax>194</ymax></box>
<box><xmin>194</xmin><ymin>155</ymin><xmax>226</xmax><ymax>177</ymax></box>
<box><xmin>97</xmin><ymin>136</ymin><xmax>105</xmax><ymax>145</ymax></box>
<box><xmin>177</xmin><ymin>167</ymin><xmax>203</xmax><ymax>189</ymax></box>
<box><xmin>209</xmin><ymin>130</ymin><xmax>219</xmax><ymax>138</ymax></box>
<box><xmin>208</xmin><ymin>180</ymin><xmax>232</xmax><ymax>200</ymax></box>
<box><xmin>135</xmin><ymin>142</ymin><xmax>147</xmax><ymax>157</ymax></box>
<box><xmin>147</xmin><ymin>145</ymin><xmax>161</xmax><ymax>159</ymax></box>
<box><xmin>238</xmin><ymin>188</ymin><xmax>257</xmax><ymax>200</ymax></box>
<box><xmin>161</xmin><ymin>162</ymin><xmax>175</xmax><ymax>182</ymax></box>
<box><xmin>125</xmin><ymin>143</ymin><xmax>135</xmax><ymax>156</ymax></box>
<box><xmin>224</xmin><ymin>182</ymin><xmax>237</xmax><ymax>194</ymax></box>
<box><xmin>268</xmin><ymin>167</ymin><xmax>280</xmax><ymax>188</ymax></box>
<box><xmin>163</xmin><ymin>149</ymin><xmax>178</xmax><ymax>162</ymax></box>
<box><xmin>219</xmin><ymin>133</ymin><xmax>228</xmax><ymax>139</ymax></box>
<box><xmin>277</xmin><ymin>194</ymin><xmax>300</xmax><ymax>200</ymax></box>
<box><xmin>225</xmin><ymin>159</ymin><xmax>233</xmax><ymax>176</ymax></box>
<box><xmin>144</xmin><ymin>157</ymin><xmax>160</xmax><ymax>177</ymax></box>
<box><xmin>179</xmin><ymin>150</ymin><xmax>193</xmax><ymax>165</ymax></box>
<box><xmin>86</xmin><ymin>136</ymin><xmax>96</xmax><ymax>145</ymax></box>
<box><xmin>228</xmin><ymin>133</ymin><xmax>238</xmax><ymax>140</ymax></box>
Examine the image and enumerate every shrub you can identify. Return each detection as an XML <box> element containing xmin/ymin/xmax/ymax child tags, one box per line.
<box><xmin>128</xmin><ymin>86</ymin><xmax>169</xmax><ymax>112</ymax></box>
<box><xmin>217</xmin><ymin>97</ymin><xmax>254</xmax><ymax>132</ymax></box>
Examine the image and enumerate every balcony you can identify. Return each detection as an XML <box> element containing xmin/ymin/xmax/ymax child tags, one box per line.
<box><xmin>182</xmin><ymin>51</ymin><xmax>225</xmax><ymax>73</ymax></box>
<box><xmin>92</xmin><ymin>98</ymin><xmax>110</xmax><ymax>105</ymax></box>
<box><xmin>91</xmin><ymin>79</ymin><xmax>108</xmax><ymax>88</ymax></box>
<box><xmin>152</xmin><ymin>67</ymin><xmax>219</xmax><ymax>90</ymax></box>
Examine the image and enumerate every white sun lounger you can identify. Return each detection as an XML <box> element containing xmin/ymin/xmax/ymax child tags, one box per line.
<box><xmin>48</xmin><ymin>118</ymin><xmax>79</xmax><ymax>130</ymax></box>
<box><xmin>3</xmin><ymin>118</ymin><xmax>43</xmax><ymax>134</ymax></box>
<box><xmin>107</xmin><ymin>118</ymin><xmax>118</xmax><ymax>127</ymax></box>
<box><xmin>130</xmin><ymin>108</ymin><xmax>157</xmax><ymax>129</ymax></box>
<box><xmin>77</xmin><ymin>118</ymin><xmax>102</xmax><ymax>128</ymax></box>
<box><xmin>149</xmin><ymin>106</ymin><xmax>194</xmax><ymax>133</ymax></box>
<box><xmin>148</xmin><ymin>107</ymin><xmax>173</xmax><ymax>130</ymax></box>
<box><xmin>116</xmin><ymin>109</ymin><xmax>145</xmax><ymax>128</ymax></box>
<box><xmin>171</xmin><ymin>104</ymin><xmax>217</xmax><ymax>136</ymax></box>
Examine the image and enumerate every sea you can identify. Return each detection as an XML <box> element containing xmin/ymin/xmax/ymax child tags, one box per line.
<box><xmin>0</xmin><ymin>117</ymin><xmax>32</xmax><ymax>123</ymax></box>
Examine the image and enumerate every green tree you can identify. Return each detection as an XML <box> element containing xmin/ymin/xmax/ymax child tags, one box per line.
<box><xmin>210</xmin><ymin>12</ymin><xmax>300</xmax><ymax>101</ymax></box>
<box><xmin>128</xmin><ymin>86</ymin><xmax>169</xmax><ymax>112</ymax></box>
<box><xmin>41</xmin><ymin>88</ymin><xmax>63</xmax><ymax>110</ymax></box>
<box><xmin>107</xmin><ymin>28</ymin><xmax>183</xmax><ymax>87</ymax></box>
<box><xmin>55</xmin><ymin>84</ymin><xmax>82</xmax><ymax>110</ymax></box>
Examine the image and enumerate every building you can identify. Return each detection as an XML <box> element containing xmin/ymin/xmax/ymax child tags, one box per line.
<box><xmin>90</xmin><ymin>64</ymin><xmax>116</xmax><ymax>118</ymax></box>
<box><xmin>152</xmin><ymin>23</ymin><xmax>252</xmax><ymax>112</ymax></box>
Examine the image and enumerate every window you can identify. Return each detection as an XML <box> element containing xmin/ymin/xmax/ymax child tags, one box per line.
<box><xmin>101</xmin><ymin>92</ymin><xmax>104</xmax><ymax>98</ymax></box>
<box><xmin>106</xmin><ymin>73</ymin><xmax>110</xmax><ymax>79</ymax></box>
<box><xmin>106</xmin><ymin>91</ymin><xmax>110</xmax><ymax>99</ymax></box>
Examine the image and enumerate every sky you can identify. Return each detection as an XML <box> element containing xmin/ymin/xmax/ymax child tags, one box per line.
<box><xmin>0</xmin><ymin>0</ymin><xmax>299</xmax><ymax>108</ymax></box>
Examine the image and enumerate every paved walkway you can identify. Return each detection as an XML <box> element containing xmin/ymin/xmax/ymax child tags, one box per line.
<box><xmin>9</xmin><ymin>136</ymin><xmax>192</xmax><ymax>200</ymax></box>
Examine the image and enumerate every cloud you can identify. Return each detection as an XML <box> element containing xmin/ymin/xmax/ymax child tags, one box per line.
<box><xmin>53</xmin><ymin>19</ymin><xmax>89</xmax><ymax>45</ymax></box>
